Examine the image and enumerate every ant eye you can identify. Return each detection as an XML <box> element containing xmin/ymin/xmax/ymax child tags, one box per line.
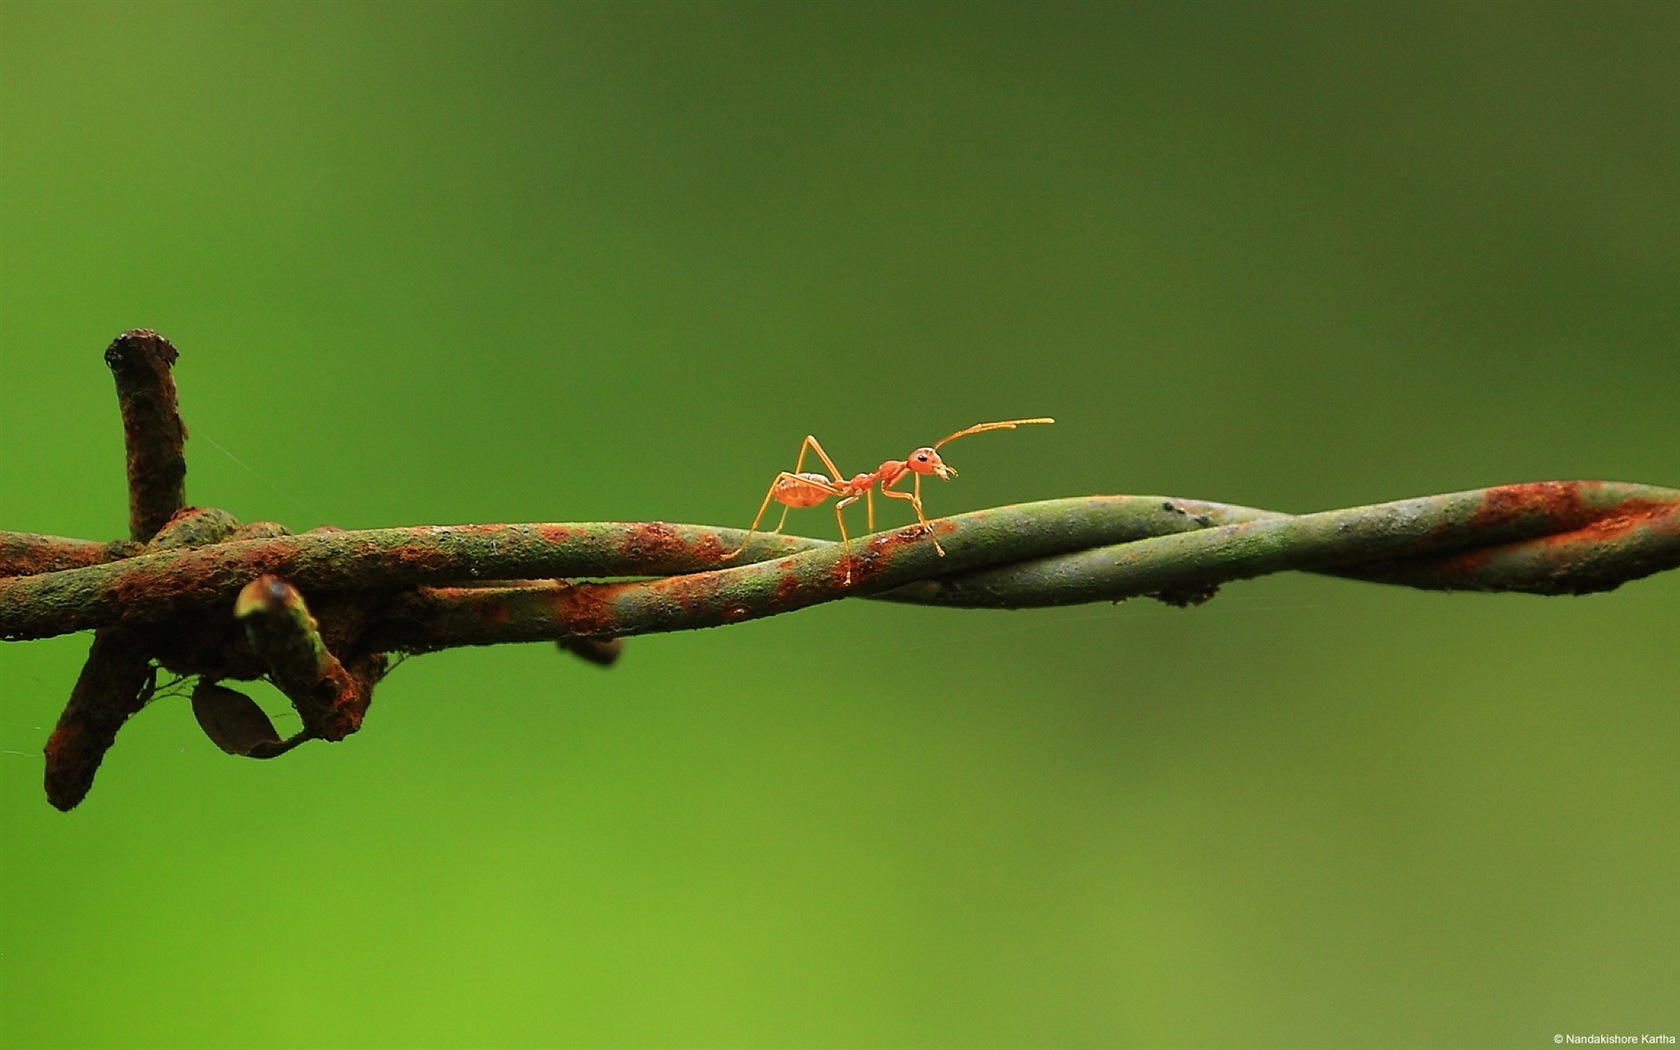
<box><xmin>915</xmin><ymin>453</ymin><xmax>927</xmax><ymax>461</ymax></box>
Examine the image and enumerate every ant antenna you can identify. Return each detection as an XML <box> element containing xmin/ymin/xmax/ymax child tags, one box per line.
<box><xmin>933</xmin><ymin>417</ymin><xmax>1055</xmax><ymax>450</ymax></box>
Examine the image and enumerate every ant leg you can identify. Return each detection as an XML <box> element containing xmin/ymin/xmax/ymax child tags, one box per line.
<box><xmin>910</xmin><ymin>475</ymin><xmax>946</xmax><ymax>554</ymax></box>
<box><xmin>795</xmin><ymin>435</ymin><xmax>846</xmax><ymax>482</ymax></box>
<box><xmin>833</xmin><ymin>495</ymin><xmax>860</xmax><ymax>583</ymax></box>
<box><xmin>880</xmin><ymin>481</ymin><xmax>945</xmax><ymax>556</ymax></box>
<box><xmin>725</xmin><ymin>477</ymin><xmax>789</xmax><ymax>560</ymax></box>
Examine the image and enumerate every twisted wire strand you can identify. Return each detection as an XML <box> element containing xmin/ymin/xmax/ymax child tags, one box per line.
<box><xmin>369</xmin><ymin>482</ymin><xmax>1680</xmax><ymax>650</ymax></box>
<box><xmin>4</xmin><ymin>482</ymin><xmax>1675</xmax><ymax>649</ymax></box>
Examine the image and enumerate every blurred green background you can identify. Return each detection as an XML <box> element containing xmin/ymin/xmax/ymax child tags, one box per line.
<box><xmin>2</xmin><ymin>3</ymin><xmax>1676</xmax><ymax>1047</ymax></box>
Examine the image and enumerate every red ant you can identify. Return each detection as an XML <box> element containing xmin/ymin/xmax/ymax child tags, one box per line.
<box><xmin>726</xmin><ymin>417</ymin><xmax>1054</xmax><ymax>582</ymax></box>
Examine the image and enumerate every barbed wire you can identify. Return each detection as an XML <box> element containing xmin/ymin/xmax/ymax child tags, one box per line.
<box><xmin>4</xmin><ymin>331</ymin><xmax>1676</xmax><ymax>811</ymax></box>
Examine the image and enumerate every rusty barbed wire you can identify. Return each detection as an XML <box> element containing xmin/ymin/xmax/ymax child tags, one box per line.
<box><xmin>4</xmin><ymin>331</ymin><xmax>1677</xmax><ymax>811</ymax></box>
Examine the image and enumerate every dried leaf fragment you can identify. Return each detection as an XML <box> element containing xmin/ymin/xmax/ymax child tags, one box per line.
<box><xmin>190</xmin><ymin>681</ymin><xmax>296</xmax><ymax>759</ymax></box>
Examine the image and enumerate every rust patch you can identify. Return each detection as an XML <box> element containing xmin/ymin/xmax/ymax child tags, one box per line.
<box><xmin>1538</xmin><ymin>502</ymin><xmax>1675</xmax><ymax>550</ymax></box>
<box><xmin>549</xmin><ymin>582</ymin><xmax>620</xmax><ymax>636</ymax></box>
<box><xmin>872</xmin><ymin>529</ymin><xmax>918</xmax><ymax>557</ymax></box>
<box><xmin>621</xmin><ymin>521</ymin><xmax>687</xmax><ymax>567</ymax></box>
<box><xmin>1468</xmin><ymin>482</ymin><xmax>1587</xmax><ymax>530</ymax></box>
<box><xmin>42</xmin><ymin>721</ymin><xmax>84</xmax><ymax>776</ymax></box>
<box><xmin>1583</xmin><ymin>498</ymin><xmax>1672</xmax><ymax>526</ymax></box>
<box><xmin>689</xmin><ymin>531</ymin><xmax>731</xmax><ymax>566</ymax></box>
<box><xmin>387</xmin><ymin>539</ymin><xmax>456</xmax><ymax>574</ymax></box>
<box><xmin>4</xmin><ymin>534</ymin><xmax>52</xmax><ymax>564</ymax></box>
<box><xmin>773</xmin><ymin>570</ymin><xmax>801</xmax><ymax>607</ymax></box>
<box><xmin>314</xmin><ymin>661</ymin><xmax>369</xmax><ymax>740</ymax></box>
<box><xmin>848</xmin><ymin>526</ymin><xmax>933</xmax><ymax>586</ymax></box>
<box><xmin>1463</xmin><ymin>487</ymin><xmax>1674</xmax><ymax>553</ymax></box>
<box><xmin>1426</xmin><ymin>548</ymin><xmax>1493</xmax><ymax>585</ymax></box>
<box><xmin>539</xmin><ymin>523</ymin><xmax>573</xmax><ymax>544</ymax></box>
<box><xmin>651</xmin><ymin>571</ymin><xmax>723</xmax><ymax>618</ymax></box>
<box><xmin>1416</xmin><ymin>501</ymin><xmax>1680</xmax><ymax>593</ymax></box>
<box><xmin>231</xmin><ymin>520</ymin><xmax>289</xmax><ymax>541</ymax></box>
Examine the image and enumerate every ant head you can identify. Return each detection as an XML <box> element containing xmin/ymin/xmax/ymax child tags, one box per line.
<box><xmin>907</xmin><ymin>447</ymin><xmax>955</xmax><ymax>480</ymax></box>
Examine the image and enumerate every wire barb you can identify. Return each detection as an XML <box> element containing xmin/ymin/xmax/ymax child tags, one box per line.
<box><xmin>235</xmin><ymin>575</ymin><xmax>381</xmax><ymax>742</ymax></box>
<box><xmin>105</xmin><ymin>329</ymin><xmax>188</xmax><ymax>542</ymax></box>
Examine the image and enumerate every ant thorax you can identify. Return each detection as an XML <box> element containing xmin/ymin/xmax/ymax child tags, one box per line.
<box><xmin>874</xmin><ymin>461</ymin><xmax>909</xmax><ymax>486</ymax></box>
